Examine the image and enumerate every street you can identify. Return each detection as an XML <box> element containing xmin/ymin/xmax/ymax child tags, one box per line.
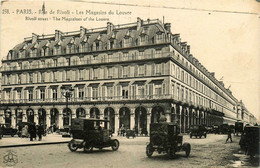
<box><xmin>0</xmin><ymin>134</ymin><xmax>251</xmax><ymax>168</ymax></box>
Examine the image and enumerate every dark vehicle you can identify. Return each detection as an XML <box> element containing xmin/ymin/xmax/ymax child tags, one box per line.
<box><xmin>68</xmin><ymin>118</ymin><xmax>119</xmax><ymax>152</ymax></box>
<box><xmin>189</xmin><ymin>125</ymin><xmax>207</xmax><ymax>138</ymax></box>
<box><xmin>125</xmin><ymin>129</ymin><xmax>136</xmax><ymax>139</ymax></box>
<box><xmin>235</xmin><ymin>121</ymin><xmax>244</xmax><ymax>136</ymax></box>
<box><xmin>206</xmin><ymin>126</ymin><xmax>214</xmax><ymax>133</ymax></box>
<box><xmin>219</xmin><ymin>123</ymin><xmax>229</xmax><ymax>134</ymax></box>
<box><xmin>146</xmin><ymin>122</ymin><xmax>191</xmax><ymax>158</ymax></box>
<box><xmin>213</xmin><ymin>125</ymin><xmax>220</xmax><ymax>134</ymax></box>
<box><xmin>239</xmin><ymin>125</ymin><xmax>260</xmax><ymax>157</ymax></box>
<box><xmin>0</xmin><ymin>123</ymin><xmax>17</xmax><ymax>137</ymax></box>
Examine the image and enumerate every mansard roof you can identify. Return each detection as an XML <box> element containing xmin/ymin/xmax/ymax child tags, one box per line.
<box><xmin>11</xmin><ymin>19</ymin><xmax>168</xmax><ymax>53</ymax></box>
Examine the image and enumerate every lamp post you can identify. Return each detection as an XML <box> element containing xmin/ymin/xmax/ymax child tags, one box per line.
<box><xmin>61</xmin><ymin>86</ymin><xmax>74</xmax><ymax>127</ymax></box>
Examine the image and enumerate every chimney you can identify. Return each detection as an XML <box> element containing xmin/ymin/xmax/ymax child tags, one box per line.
<box><xmin>164</xmin><ymin>23</ymin><xmax>171</xmax><ymax>32</ymax></box>
<box><xmin>55</xmin><ymin>30</ymin><xmax>62</xmax><ymax>41</ymax></box>
<box><xmin>107</xmin><ymin>22</ymin><xmax>114</xmax><ymax>35</ymax></box>
<box><xmin>32</xmin><ymin>33</ymin><xmax>38</xmax><ymax>43</ymax></box>
<box><xmin>187</xmin><ymin>45</ymin><xmax>190</xmax><ymax>54</ymax></box>
<box><xmin>210</xmin><ymin>72</ymin><xmax>215</xmax><ymax>77</ymax></box>
<box><xmin>137</xmin><ymin>17</ymin><xmax>143</xmax><ymax>31</ymax></box>
<box><xmin>80</xmin><ymin>26</ymin><xmax>87</xmax><ymax>38</ymax></box>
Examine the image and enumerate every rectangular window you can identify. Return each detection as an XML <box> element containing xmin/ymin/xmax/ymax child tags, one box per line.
<box><xmin>108</xmin><ymin>67</ymin><xmax>113</xmax><ymax>79</ymax></box>
<box><xmin>18</xmin><ymin>74</ymin><xmax>21</xmax><ymax>84</ymax></box>
<box><xmin>28</xmin><ymin>90</ymin><xmax>33</xmax><ymax>101</ymax></box>
<box><xmin>29</xmin><ymin>73</ymin><xmax>33</xmax><ymax>83</ymax></box>
<box><xmin>17</xmin><ymin>91</ymin><xmax>22</xmax><ymax>100</ymax></box>
<box><xmin>123</xmin><ymin>66</ymin><xmax>128</xmax><ymax>77</ymax></box>
<box><xmin>107</xmin><ymin>87</ymin><xmax>113</xmax><ymax>99</ymax></box>
<box><xmin>40</xmin><ymin>89</ymin><xmax>45</xmax><ymax>101</ymax></box>
<box><xmin>138</xmin><ymin>85</ymin><xmax>145</xmax><ymax>98</ymax></box>
<box><xmin>92</xmin><ymin>87</ymin><xmax>98</xmax><ymax>100</ymax></box>
<box><xmin>78</xmin><ymin>88</ymin><xmax>84</xmax><ymax>100</ymax></box>
<box><xmin>139</xmin><ymin>65</ymin><xmax>145</xmax><ymax>76</ymax></box>
<box><xmin>52</xmin><ymin>88</ymin><xmax>57</xmax><ymax>101</ymax></box>
<box><xmin>122</xmin><ymin>86</ymin><xmax>128</xmax><ymax>99</ymax></box>
<box><xmin>155</xmin><ymin>84</ymin><xmax>162</xmax><ymax>96</ymax></box>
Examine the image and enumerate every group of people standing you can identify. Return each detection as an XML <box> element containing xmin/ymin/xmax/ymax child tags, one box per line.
<box><xmin>21</xmin><ymin>123</ymin><xmax>45</xmax><ymax>141</ymax></box>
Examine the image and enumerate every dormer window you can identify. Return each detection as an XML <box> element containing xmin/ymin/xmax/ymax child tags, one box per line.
<box><xmin>54</xmin><ymin>45</ymin><xmax>61</xmax><ymax>55</ymax></box>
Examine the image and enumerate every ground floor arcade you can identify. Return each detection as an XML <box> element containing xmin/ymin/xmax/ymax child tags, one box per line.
<box><xmin>0</xmin><ymin>102</ymin><xmax>228</xmax><ymax>135</ymax></box>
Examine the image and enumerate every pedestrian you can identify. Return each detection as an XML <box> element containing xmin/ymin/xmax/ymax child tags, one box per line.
<box><xmin>37</xmin><ymin>124</ymin><xmax>44</xmax><ymax>141</ymax></box>
<box><xmin>28</xmin><ymin>123</ymin><xmax>37</xmax><ymax>141</ymax></box>
<box><xmin>226</xmin><ymin>128</ymin><xmax>233</xmax><ymax>143</ymax></box>
<box><xmin>21</xmin><ymin>125</ymin><xmax>28</xmax><ymax>138</ymax></box>
<box><xmin>0</xmin><ymin>125</ymin><xmax>2</xmax><ymax>139</ymax></box>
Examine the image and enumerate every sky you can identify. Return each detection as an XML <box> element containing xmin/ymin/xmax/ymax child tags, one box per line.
<box><xmin>1</xmin><ymin>0</ymin><xmax>260</xmax><ymax>120</ymax></box>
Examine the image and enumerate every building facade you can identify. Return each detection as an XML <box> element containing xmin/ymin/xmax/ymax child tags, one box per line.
<box><xmin>0</xmin><ymin>18</ymin><xmax>257</xmax><ymax>134</ymax></box>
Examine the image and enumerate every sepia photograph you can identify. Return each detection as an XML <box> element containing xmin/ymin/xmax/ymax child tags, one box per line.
<box><xmin>0</xmin><ymin>0</ymin><xmax>259</xmax><ymax>167</ymax></box>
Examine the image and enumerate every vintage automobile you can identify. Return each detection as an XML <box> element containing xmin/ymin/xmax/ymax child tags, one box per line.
<box><xmin>125</xmin><ymin>129</ymin><xmax>136</xmax><ymax>139</ymax></box>
<box><xmin>146</xmin><ymin>122</ymin><xmax>191</xmax><ymax>158</ymax></box>
<box><xmin>0</xmin><ymin>123</ymin><xmax>17</xmax><ymax>137</ymax></box>
<box><xmin>68</xmin><ymin>118</ymin><xmax>119</xmax><ymax>152</ymax></box>
<box><xmin>189</xmin><ymin>125</ymin><xmax>207</xmax><ymax>138</ymax></box>
<box><xmin>213</xmin><ymin>125</ymin><xmax>220</xmax><ymax>134</ymax></box>
<box><xmin>235</xmin><ymin>121</ymin><xmax>244</xmax><ymax>136</ymax></box>
<box><xmin>219</xmin><ymin>123</ymin><xmax>229</xmax><ymax>134</ymax></box>
<box><xmin>239</xmin><ymin>125</ymin><xmax>260</xmax><ymax>157</ymax></box>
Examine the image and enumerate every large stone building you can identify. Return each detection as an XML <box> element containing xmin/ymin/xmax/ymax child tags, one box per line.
<box><xmin>0</xmin><ymin>18</ymin><xmax>257</xmax><ymax>134</ymax></box>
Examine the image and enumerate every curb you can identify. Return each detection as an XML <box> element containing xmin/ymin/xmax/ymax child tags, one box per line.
<box><xmin>0</xmin><ymin>141</ymin><xmax>70</xmax><ymax>148</ymax></box>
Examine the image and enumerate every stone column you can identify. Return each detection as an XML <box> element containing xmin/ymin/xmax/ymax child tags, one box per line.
<box><xmin>187</xmin><ymin>107</ymin><xmax>190</xmax><ymax>130</ymax></box>
<box><xmin>114</xmin><ymin>107</ymin><xmax>120</xmax><ymax>136</ymax></box>
<box><xmin>165</xmin><ymin>108</ymin><xmax>171</xmax><ymax>123</ymax></box>
<box><xmin>11</xmin><ymin>110</ymin><xmax>16</xmax><ymax>128</ymax></box>
<box><xmin>147</xmin><ymin>108</ymin><xmax>152</xmax><ymax>136</ymax></box>
<box><xmin>58</xmin><ymin>110</ymin><xmax>63</xmax><ymax>129</ymax></box>
<box><xmin>179</xmin><ymin>105</ymin><xmax>183</xmax><ymax>132</ymax></box>
<box><xmin>34</xmin><ymin>111</ymin><xmax>39</xmax><ymax>125</ymax></box>
<box><xmin>22</xmin><ymin>109</ymin><xmax>27</xmax><ymax>122</ymax></box>
<box><xmin>85</xmin><ymin>107</ymin><xmax>90</xmax><ymax>119</ymax></box>
<box><xmin>183</xmin><ymin>108</ymin><xmax>186</xmax><ymax>133</ymax></box>
<box><xmin>46</xmin><ymin>109</ymin><xmax>51</xmax><ymax>129</ymax></box>
<box><xmin>130</xmin><ymin>108</ymin><xmax>135</xmax><ymax>130</ymax></box>
<box><xmin>0</xmin><ymin>109</ymin><xmax>4</xmax><ymax>123</ymax></box>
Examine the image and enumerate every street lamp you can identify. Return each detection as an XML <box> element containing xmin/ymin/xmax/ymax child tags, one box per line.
<box><xmin>61</xmin><ymin>86</ymin><xmax>74</xmax><ymax>127</ymax></box>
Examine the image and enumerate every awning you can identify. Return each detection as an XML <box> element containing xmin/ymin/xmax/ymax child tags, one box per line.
<box><xmin>149</xmin><ymin>79</ymin><xmax>164</xmax><ymax>84</ymax></box>
<box><xmin>49</xmin><ymin>85</ymin><xmax>59</xmax><ymax>88</ymax></box>
<box><xmin>133</xmin><ymin>80</ymin><xmax>146</xmax><ymax>85</ymax></box>
<box><xmin>75</xmin><ymin>84</ymin><xmax>86</xmax><ymax>88</ymax></box>
<box><xmin>36</xmin><ymin>86</ymin><xmax>46</xmax><ymax>89</ymax></box>
<box><xmin>14</xmin><ymin>87</ymin><xmax>23</xmax><ymax>91</ymax></box>
<box><xmin>88</xmin><ymin>83</ymin><xmax>99</xmax><ymax>87</ymax></box>
<box><xmin>24</xmin><ymin>86</ymin><xmax>34</xmax><ymax>90</ymax></box>
<box><xmin>118</xmin><ymin>81</ymin><xmax>130</xmax><ymax>86</ymax></box>
<box><xmin>102</xmin><ymin>82</ymin><xmax>114</xmax><ymax>87</ymax></box>
<box><xmin>2</xmin><ymin>88</ymin><xmax>12</xmax><ymax>91</ymax></box>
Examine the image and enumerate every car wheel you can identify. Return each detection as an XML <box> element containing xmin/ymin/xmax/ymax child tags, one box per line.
<box><xmin>84</xmin><ymin>142</ymin><xmax>93</xmax><ymax>153</ymax></box>
<box><xmin>190</xmin><ymin>134</ymin><xmax>192</xmax><ymax>138</ymax></box>
<box><xmin>183</xmin><ymin>143</ymin><xmax>191</xmax><ymax>157</ymax></box>
<box><xmin>168</xmin><ymin>148</ymin><xmax>176</xmax><ymax>159</ymax></box>
<box><xmin>68</xmin><ymin>140</ymin><xmax>78</xmax><ymax>152</ymax></box>
<box><xmin>204</xmin><ymin>134</ymin><xmax>207</xmax><ymax>138</ymax></box>
<box><xmin>11</xmin><ymin>134</ymin><xmax>14</xmax><ymax>137</ymax></box>
<box><xmin>111</xmin><ymin>139</ymin><xmax>120</xmax><ymax>151</ymax></box>
<box><xmin>146</xmin><ymin>144</ymin><xmax>154</xmax><ymax>157</ymax></box>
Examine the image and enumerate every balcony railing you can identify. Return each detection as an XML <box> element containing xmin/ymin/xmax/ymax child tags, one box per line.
<box><xmin>2</xmin><ymin>52</ymin><xmax>171</xmax><ymax>72</ymax></box>
<box><xmin>0</xmin><ymin>94</ymin><xmax>204</xmax><ymax>108</ymax></box>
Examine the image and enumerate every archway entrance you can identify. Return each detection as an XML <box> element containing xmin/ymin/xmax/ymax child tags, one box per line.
<box><xmin>4</xmin><ymin>109</ymin><xmax>11</xmax><ymax>125</ymax></box>
<box><xmin>90</xmin><ymin>107</ymin><xmax>100</xmax><ymax>119</ymax></box>
<box><xmin>15</xmin><ymin>108</ymin><xmax>23</xmax><ymax>125</ymax></box>
<box><xmin>135</xmin><ymin>106</ymin><xmax>147</xmax><ymax>135</ymax></box>
<box><xmin>76</xmin><ymin>108</ymin><xmax>86</xmax><ymax>118</ymax></box>
<box><xmin>151</xmin><ymin>106</ymin><xmax>164</xmax><ymax>123</ymax></box>
<box><xmin>50</xmin><ymin>108</ymin><xmax>59</xmax><ymax>131</ymax></box>
<box><xmin>38</xmin><ymin>108</ymin><xmax>46</xmax><ymax>126</ymax></box>
<box><xmin>119</xmin><ymin>107</ymin><xmax>130</xmax><ymax>129</ymax></box>
<box><xmin>104</xmin><ymin>107</ymin><xmax>115</xmax><ymax>133</ymax></box>
<box><xmin>27</xmin><ymin>108</ymin><xmax>34</xmax><ymax>123</ymax></box>
<box><xmin>63</xmin><ymin>108</ymin><xmax>72</xmax><ymax>128</ymax></box>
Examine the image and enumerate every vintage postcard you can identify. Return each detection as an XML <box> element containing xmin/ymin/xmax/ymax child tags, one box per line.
<box><xmin>0</xmin><ymin>0</ymin><xmax>259</xmax><ymax>167</ymax></box>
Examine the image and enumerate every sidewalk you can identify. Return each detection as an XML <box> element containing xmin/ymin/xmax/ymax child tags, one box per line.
<box><xmin>0</xmin><ymin>134</ymin><xmax>71</xmax><ymax>148</ymax></box>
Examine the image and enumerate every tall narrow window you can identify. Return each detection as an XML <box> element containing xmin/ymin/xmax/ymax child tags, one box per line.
<box><xmin>28</xmin><ymin>90</ymin><xmax>33</xmax><ymax>101</ymax></box>
<box><xmin>92</xmin><ymin>87</ymin><xmax>98</xmax><ymax>100</ymax></box>
<box><xmin>52</xmin><ymin>88</ymin><xmax>57</xmax><ymax>101</ymax></box>
<box><xmin>78</xmin><ymin>88</ymin><xmax>84</xmax><ymax>100</ymax></box>
<box><xmin>40</xmin><ymin>89</ymin><xmax>45</xmax><ymax>101</ymax></box>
